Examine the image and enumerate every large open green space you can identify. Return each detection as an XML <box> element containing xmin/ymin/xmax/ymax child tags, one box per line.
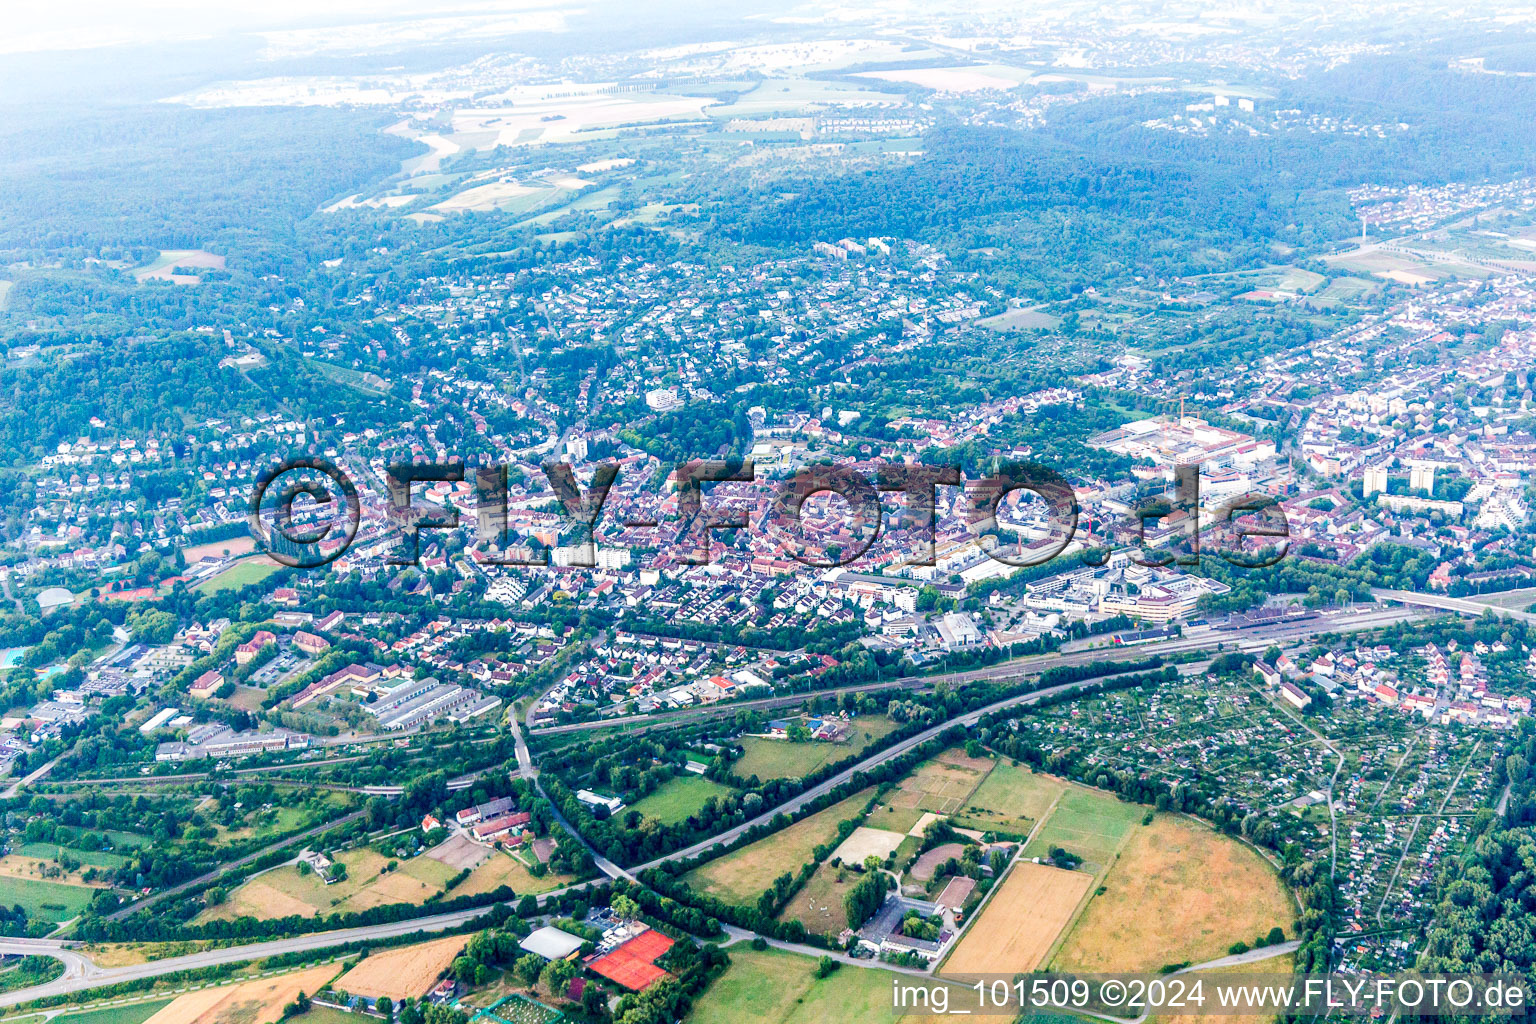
<box><xmin>629</xmin><ymin>774</ymin><xmax>735</xmax><ymax>826</ymax></box>
<box><xmin>1022</xmin><ymin>786</ymin><xmax>1145</xmax><ymax>867</ymax></box>
<box><xmin>731</xmin><ymin>715</ymin><xmax>898</xmax><ymax>780</ymax></box>
<box><xmin>0</xmin><ymin>875</ymin><xmax>98</xmax><ymax>921</ymax></box>
<box><xmin>49</xmin><ymin>997</ymin><xmax>174</xmax><ymax>1024</ymax></box>
<box><xmin>687</xmin><ymin>948</ymin><xmax>901</xmax><ymax>1024</ymax></box>
<box><xmin>681</xmin><ymin>789</ymin><xmax>873</xmax><ymax>905</ymax></box>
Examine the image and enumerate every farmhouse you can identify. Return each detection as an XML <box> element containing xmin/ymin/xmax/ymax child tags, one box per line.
<box><xmin>471</xmin><ymin>811</ymin><xmax>532</xmax><ymax>842</ymax></box>
<box><xmin>856</xmin><ymin>894</ymin><xmax>951</xmax><ymax>962</ymax></box>
<box><xmin>456</xmin><ymin>796</ymin><xmax>515</xmax><ymax>826</ymax></box>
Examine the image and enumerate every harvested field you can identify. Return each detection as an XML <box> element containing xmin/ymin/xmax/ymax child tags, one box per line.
<box><xmin>213</xmin><ymin>878</ymin><xmax>318</xmax><ymax>919</ymax></box>
<box><xmin>682</xmin><ymin>789</ymin><xmax>873</xmax><ymax>905</ymax></box>
<box><xmin>456</xmin><ymin>849</ymin><xmax>573</xmax><ymax>897</ymax></box>
<box><xmin>910</xmin><ymin>842</ymin><xmax>966</xmax><ymax>882</ymax></box>
<box><xmin>1053</xmin><ymin>815</ymin><xmax>1292</xmax><ymax>973</ymax></box>
<box><xmin>426</xmin><ymin>834</ymin><xmax>492</xmax><ymax>870</ymax></box>
<box><xmin>941</xmin><ymin>862</ymin><xmax>1094</xmax><ymax>976</ymax></box>
<box><xmin>335</xmin><ymin>934</ymin><xmax>468</xmax><ymax>1000</ymax></box>
<box><xmin>830</xmin><ymin>826</ymin><xmax>906</xmax><ymax>865</ymax></box>
<box><xmin>143</xmin><ymin>963</ymin><xmax>340</xmax><ymax>1024</ymax></box>
<box><xmin>133</xmin><ymin>249</ymin><xmax>225</xmax><ymax>284</ymax></box>
<box><xmin>199</xmin><ymin>848</ymin><xmax>453</xmax><ymax>922</ymax></box>
<box><xmin>1149</xmin><ymin>954</ymin><xmax>1295</xmax><ymax>1024</ymax></box>
<box><xmin>341</xmin><ymin>856</ymin><xmax>454</xmax><ymax>911</ymax></box>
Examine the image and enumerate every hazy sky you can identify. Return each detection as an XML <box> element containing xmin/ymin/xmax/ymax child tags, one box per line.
<box><xmin>2</xmin><ymin>0</ymin><xmax>574</xmax><ymax>54</ymax></box>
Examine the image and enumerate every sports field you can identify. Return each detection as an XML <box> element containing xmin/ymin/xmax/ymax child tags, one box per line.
<box><xmin>687</xmin><ymin>947</ymin><xmax>901</xmax><ymax>1024</ymax></box>
<box><xmin>1022</xmin><ymin>786</ymin><xmax>1144</xmax><ymax>866</ymax></box>
<box><xmin>630</xmin><ymin>775</ymin><xmax>735</xmax><ymax>825</ymax></box>
<box><xmin>682</xmin><ymin>789</ymin><xmax>873</xmax><ymax>905</ymax></box>
<box><xmin>1052</xmin><ymin>815</ymin><xmax>1292</xmax><ymax>973</ymax></box>
<box><xmin>951</xmin><ymin>762</ymin><xmax>1064</xmax><ymax>837</ymax></box>
<box><xmin>335</xmin><ymin>934</ymin><xmax>468</xmax><ymax>1000</ymax></box>
<box><xmin>193</xmin><ymin>556</ymin><xmax>281</xmax><ymax>594</ymax></box>
<box><xmin>941</xmin><ymin>862</ymin><xmax>1094</xmax><ymax>975</ymax></box>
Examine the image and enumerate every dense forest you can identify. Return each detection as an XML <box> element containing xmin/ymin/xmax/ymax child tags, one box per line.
<box><xmin>0</xmin><ymin>104</ymin><xmax>418</xmax><ymax>261</ymax></box>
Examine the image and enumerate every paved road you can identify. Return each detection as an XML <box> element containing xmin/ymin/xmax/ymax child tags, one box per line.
<box><xmin>2</xmin><ymin>756</ymin><xmax>61</xmax><ymax>800</ymax></box>
<box><xmin>531</xmin><ymin>606</ymin><xmax>1424</xmax><ymax>739</ymax></box>
<box><xmin>1372</xmin><ymin>588</ymin><xmax>1536</xmax><ymax>625</ymax></box>
<box><xmin>102</xmin><ymin>809</ymin><xmax>370</xmax><ymax>922</ymax></box>
<box><xmin>1180</xmin><ymin>939</ymin><xmax>1302</xmax><ymax>971</ymax></box>
<box><xmin>508</xmin><ymin>709</ymin><xmax>634</xmax><ymax>882</ymax></box>
<box><xmin>633</xmin><ymin>668</ymin><xmax>1152</xmax><ymax>872</ymax></box>
<box><xmin>5</xmin><ymin>604</ymin><xmax>1427</xmax><ymax>1006</ymax></box>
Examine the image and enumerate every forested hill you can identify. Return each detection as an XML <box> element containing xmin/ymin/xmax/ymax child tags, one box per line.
<box><xmin>0</xmin><ymin>104</ymin><xmax>419</xmax><ymax>265</ymax></box>
<box><xmin>713</xmin><ymin>57</ymin><xmax>1536</xmax><ymax>288</ymax></box>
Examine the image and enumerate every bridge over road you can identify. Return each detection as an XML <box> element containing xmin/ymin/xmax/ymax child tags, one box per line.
<box><xmin>1371</xmin><ymin>588</ymin><xmax>1536</xmax><ymax>625</ymax></box>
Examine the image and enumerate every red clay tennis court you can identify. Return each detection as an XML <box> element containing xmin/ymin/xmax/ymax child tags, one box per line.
<box><xmin>586</xmin><ymin>929</ymin><xmax>675</xmax><ymax>991</ymax></box>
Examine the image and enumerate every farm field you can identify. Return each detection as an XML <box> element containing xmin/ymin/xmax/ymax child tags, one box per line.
<box><xmin>1148</xmin><ymin>954</ymin><xmax>1295</xmax><ymax>1024</ymax></box>
<box><xmin>289</xmin><ymin>1009</ymin><xmax>357</xmax><ymax>1024</ymax></box>
<box><xmin>630</xmin><ymin>775</ymin><xmax>735</xmax><ymax>825</ymax></box>
<box><xmin>198</xmin><ymin>847</ymin><xmax>454</xmax><ymax>922</ymax></box>
<box><xmin>941</xmin><ymin>861</ymin><xmax>1094</xmax><ymax>975</ymax></box>
<box><xmin>0</xmin><ymin>873</ymin><xmax>98</xmax><ymax>921</ymax></box>
<box><xmin>682</xmin><ymin>789</ymin><xmax>873</xmax><ymax>905</ymax></box>
<box><xmin>51</xmin><ymin>999</ymin><xmax>175</xmax><ymax>1024</ymax></box>
<box><xmin>1022</xmin><ymin>786</ymin><xmax>1144</xmax><ymax>867</ymax></box>
<box><xmin>884</xmin><ymin>749</ymin><xmax>995</xmax><ymax>816</ymax></box>
<box><xmin>456</xmin><ymin>848</ymin><xmax>574</xmax><ymax>897</ymax></box>
<box><xmin>132</xmin><ymin>249</ymin><xmax>225</xmax><ymax>283</ymax></box>
<box><xmin>142</xmin><ymin>963</ymin><xmax>341</xmax><ymax>1024</ymax></box>
<box><xmin>334</xmin><ymin>933</ymin><xmax>468</xmax><ymax>1000</ymax></box>
<box><xmin>951</xmin><ymin>762</ymin><xmax>1065</xmax><ymax>838</ymax></box>
<box><xmin>731</xmin><ymin>715</ymin><xmax>897</xmax><ymax>780</ymax></box>
<box><xmin>1052</xmin><ymin>816</ymin><xmax>1292</xmax><ymax>973</ymax></box>
<box><xmin>16</xmin><ymin>842</ymin><xmax>130</xmax><ymax>869</ymax></box>
<box><xmin>686</xmin><ymin>947</ymin><xmax>901</xmax><ymax>1024</ymax></box>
